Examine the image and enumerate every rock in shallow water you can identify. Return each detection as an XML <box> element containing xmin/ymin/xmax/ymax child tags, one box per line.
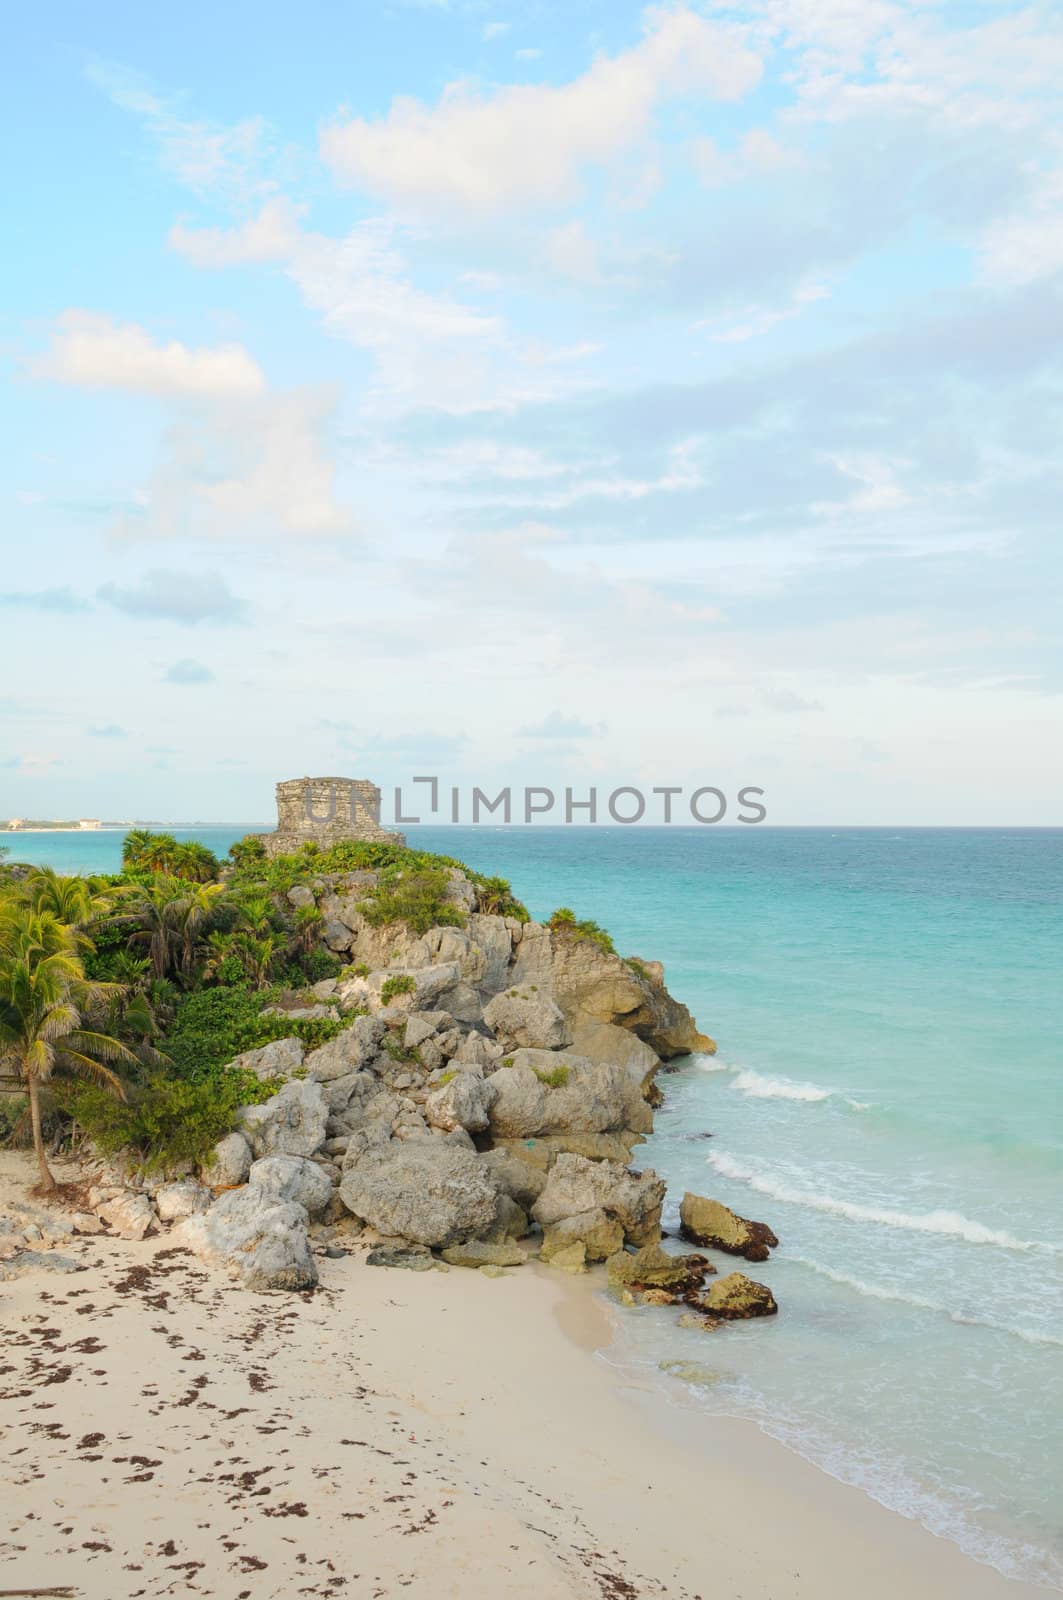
<box><xmin>678</xmin><ymin>1192</ymin><xmax>778</xmax><ymax>1262</ymax></box>
<box><xmin>688</xmin><ymin>1271</ymin><xmax>778</xmax><ymax>1320</ymax></box>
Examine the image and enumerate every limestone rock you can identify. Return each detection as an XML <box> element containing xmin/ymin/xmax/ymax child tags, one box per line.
<box><xmin>532</xmin><ymin>1153</ymin><xmax>665</xmax><ymax>1248</ymax></box>
<box><xmin>485</xmin><ymin>1193</ymin><xmax>529</xmax><ymax>1241</ymax></box>
<box><xmin>98</xmin><ymin>1191</ymin><xmax>156</xmax><ymax>1240</ymax></box>
<box><xmin>305</xmin><ymin>1015</ymin><xmax>386</xmax><ymax>1081</ymax></box>
<box><xmin>154</xmin><ymin>1179</ymin><xmax>211</xmax><ymax>1223</ymax></box>
<box><xmin>286</xmin><ymin>885</ymin><xmax>316</xmax><ymax>908</ymax></box>
<box><xmin>540</xmin><ymin>1207</ymin><xmax>624</xmax><ymax>1264</ymax></box>
<box><xmin>365</xmin><ymin>1243</ymin><xmax>434</xmax><ymax>1270</ymax></box>
<box><xmin>248</xmin><ymin>1155</ymin><xmax>334</xmax><ymax>1217</ymax></box>
<box><xmin>173</xmin><ymin>1188</ymin><xmax>317</xmax><ymax>1291</ymax></box>
<box><xmin>690</xmin><ymin>1271</ymin><xmax>778</xmax><ymax>1320</ymax></box>
<box><xmin>481</xmin><ymin>1146</ymin><xmax>548</xmax><ymax>1210</ymax></box>
<box><xmin>658</xmin><ymin>1360</ymin><xmax>725</xmax><ymax>1385</ymax></box>
<box><xmin>205</xmin><ymin>1131</ymin><xmax>253</xmax><ymax>1188</ymax></box>
<box><xmin>229</xmin><ymin>1036</ymin><xmax>305</xmax><ymax>1083</ymax></box>
<box><xmin>542</xmin><ymin>928</ymin><xmax>715</xmax><ymax>1060</ymax></box>
<box><xmin>487</xmin><ymin>1053</ymin><xmax>651</xmax><ymax>1142</ymax></box>
<box><xmin>424</xmin><ymin>1070</ymin><xmax>497</xmax><ymax>1134</ymax></box>
<box><xmin>678</xmin><ymin>1193</ymin><xmax>779</xmax><ymax>1262</ymax></box>
<box><xmin>570</xmin><ymin>1021</ymin><xmax>663</xmax><ymax>1100</ymax></box>
<box><xmin>338</xmin><ymin>1141</ymin><xmax>500</xmax><ymax>1248</ymax></box>
<box><xmin>238</xmin><ymin>1080</ymin><xmax>329</xmax><ymax>1159</ymax></box>
<box><xmin>483</xmin><ymin>989</ymin><xmax>571</xmax><ymax>1051</ymax></box>
<box><xmin>605</xmin><ymin>1242</ymin><xmax>713</xmax><ymax>1293</ymax></box>
<box><xmin>543</xmin><ymin>1240</ymin><xmax>587</xmax><ymax>1274</ymax></box>
<box><xmin>441</xmin><ymin>1239</ymin><xmax>527</xmax><ymax>1268</ymax></box>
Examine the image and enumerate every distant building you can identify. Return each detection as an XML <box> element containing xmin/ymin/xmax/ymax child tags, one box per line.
<box><xmin>249</xmin><ymin>776</ymin><xmax>404</xmax><ymax>857</ymax></box>
<box><xmin>78</xmin><ymin>819</ymin><xmax>102</xmax><ymax>830</ymax></box>
<box><xmin>7</xmin><ymin>818</ymin><xmax>24</xmax><ymax>831</ymax></box>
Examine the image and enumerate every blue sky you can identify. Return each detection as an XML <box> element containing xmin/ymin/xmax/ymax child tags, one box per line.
<box><xmin>3</xmin><ymin>0</ymin><xmax>1062</xmax><ymax>824</ymax></box>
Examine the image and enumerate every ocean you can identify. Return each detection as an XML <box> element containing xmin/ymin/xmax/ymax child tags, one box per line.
<box><xmin>9</xmin><ymin>824</ymin><xmax>1062</xmax><ymax>1585</ymax></box>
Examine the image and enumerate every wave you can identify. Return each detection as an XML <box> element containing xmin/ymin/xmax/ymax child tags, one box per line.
<box><xmin>695</xmin><ymin>1057</ymin><xmax>873</xmax><ymax>1111</ymax></box>
<box><xmin>705</xmin><ymin>1150</ymin><xmax>1055</xmax><ymax>1252</ymax></box>
<box><xmin>789</xmin><ymin>1256</ymin><xmax>1063</xmax><ymax>1348</ymax></box>
<box><xmin>731</xmin><ymin>1068</ymin><xmax>832</xmax><ymax>1102</ymax></box>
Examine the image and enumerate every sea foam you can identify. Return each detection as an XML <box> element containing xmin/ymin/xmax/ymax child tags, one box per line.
<box><xmin>705</xmin><ymin>1150</ymin><xmax>1053</xmax><ymax>1252</ymax></box>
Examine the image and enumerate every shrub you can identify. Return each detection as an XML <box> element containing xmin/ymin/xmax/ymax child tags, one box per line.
<box><xmin>341</xmin><ymin>962</ymin><xmax>371</xmax><ymax>979</ymax></box>
<box><xmin>61</xmin><ymin>1071</ymin><xmax>274</xmax><ymax>1178</ymax></box>
<box><xmin>533</xmin><ymin>1064</ymin><xmax>570</xmax><ymax>1088</ymax></box>
<box><xmin>381</xmin><ymin>973</ymin><xmax>416</xmax><ymax>1004</ymax></box>
<box><xmin>362</xmin><ymin>868</ymin><xmax>466</xmax><ymax>936</ymax></box>
<box><xmin>0</xmin><ymin>1094</ymin><xmax>27</xmax><ymax>1146</ymax></box>
<box><xmin>161</xmin><ymin>984</ymin><xmax>347</xmax><ymax>1078</ymax></box>
<box><xmin>548</xmin><ymin>907</ymin><xmax>616</xmax><ymax>955</ymax></box>
<box><xmin>625</xmin><ymin>957</ymin><xmax>652</xmax><ymax>983</ymax></box>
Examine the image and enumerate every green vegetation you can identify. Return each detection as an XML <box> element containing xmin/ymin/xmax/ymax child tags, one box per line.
<box><xmin>625</xmin><ymin>957</ymin><xmax>652</xmax><ymax>983</ymax></box>
<box><xmin>533</xmin><ymin>1064</ymin><xmax>570</xmax><ymax>1088</ymax></box>
<box><xmin>547</xmin><ymin>907</ymin><xmax>616</xmax><ymax>955</ymax></box>
<box><xmin>362</xmin><ymin>867</ymin><xmax>467</xmax><ymax>936</ymax></box>
<box><xmin>380</xmin><ymin>973</ymin><xmax>417</xmax><ymax>1004</ymax></box>
<box><xmin>0</xmin><ymin>898</ymin><xmax>138</xmax><ymax>1189</ymax></box>
<box><xmin>122</xmin><ymin>829</ymin><xmax>221</xmax><ymax>882</ymax></box>
<box><xmin>161</xmin><ymin>985</ymin><xmax>347</xmax><ymax>1079</ymax></box>
<box><xmin>0</xmin><ymin>828</ymin><xmax>536</xmax><ymax>1178</ymax></box>
<box><xmin>59</xmin><ymin>1070</ymin><xmax>272</xmax><ymax>1179</ymax></box>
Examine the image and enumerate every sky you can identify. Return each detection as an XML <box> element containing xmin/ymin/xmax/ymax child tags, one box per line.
<box><xmin>2</xmin><ymin>0</ymin><xmax>1062</xmax><ymax>826</ymax></box>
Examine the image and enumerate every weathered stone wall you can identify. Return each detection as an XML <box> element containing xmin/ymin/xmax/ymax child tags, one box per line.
<box><xmin>276</xmin><ymin>777</ymin><xmax>382</xmax><ymax>837</ymax></box>
<box><xmin>251</xmin><ymin>775</ymin><xmax>404</xmax><ymax>855</ymax></box>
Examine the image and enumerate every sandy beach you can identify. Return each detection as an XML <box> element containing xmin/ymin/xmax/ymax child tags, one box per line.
<box><xmin>0</xmin><ymin>1156</ymin><xmax>1052</xmax><ymax>1600</ymax></box>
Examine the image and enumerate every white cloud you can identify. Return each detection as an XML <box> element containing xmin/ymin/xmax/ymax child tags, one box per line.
<box><xmin>117</xmin><ymin>387</ymin><xmax>355</xmax><ymax>543</ymax></box>
<box><xmin>978</xmin><ymin>160</ymin><xmax>1063</xmax><ymax>286</ymax></box>
<box><xmin>542</xmin><ymin>220</ymin><xmax>602</xmax><ymax>283</ymax></box>
<box><xmin>87</xmin><ymin>58</ymin><xmax>275</xmax><ymax>203</ymax></box>
<box><xmin>168</xmin><ymin>197</ymin><xmax>303</xmax><ymax>266</ymax></box>
<box><xmin>319</xmin><ymin>6</ymin><xmax>762</xmax><ymax>214</ymax></box>
<box><xmin>33</xmin><ymin>312</ymin><xmax>266</xmax><ymax>397</ymax></box>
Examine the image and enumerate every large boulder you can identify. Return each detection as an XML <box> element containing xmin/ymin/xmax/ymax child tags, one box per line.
<box><xmin>338</xmin><ymin>1141</ymin><xmax>500</xmax><ymax>1248</ymax></box>
<box><xmin>424</xmin><ymin>1071</ymin><xmax>497</xmax><ymax>1134</ymax></box>
<box><xmin>173</xmin><ymin>1189</ymin><xmax>317</xmax><ymax>1291</ymax></box>
<box><xmin>605</xmin><ymin>1242</ymin><xmax>713</xmax><ymax>1293</ymax></box>
<box><xmin>689</xmin><ymin>1271</ymin><xmax>778</xmax><ymax>1320</ymax></box>
<box><xmin>487</xmin><ymin>1054</ymin><xmax>652</xmax><ymax>1142</ymax></box>
<box><xmin>540</xmin><ymin>1208</ymin><xmax>624</xmax><ymax>1265</ymax></box>
<box><xmin>248</xmin><ymin>1155</ymin><xmax>334</xmax><ymax>1217</ymax></box>
<box><xmin>229</xmin><ymin>1036</ymin><xmax>305</xmax><ymax>1083</ymax></box>
<box><xmin>154</xmin><ymin>1179</ymin><xmax>211</xmax><ymax>1223</ymax></box>
<box><xmin>480</xmin><ymin>1146</ymin><xmax>548</xmax><ymax>1210</ymax></box>
<box><xmin>238</xmin><ymin>1080</ymin><xmax>328</xmax><ymax>1159</ymax></box>
<box><xmin>483</xmin><ymin>989</ymin><xmax>571</xmax><ymax>1051</ymax></box>
<box><xmin>531</xmin><ymin>1153</ymin><xmax>665</xmax><ymax>1248</ymax></box>
<box><xmin>305</xmin><ymin>1015</ymin><xmax>386</xmax><ymax>1081</ymax></box>
<box><xmin>205</xmin><ymin>1131</ymin><xmax>253</xmax><ymax>1188</ymax></box>
<box><xmin>570</xmin><ymin>1021</ymin><xmax>663</xmax><ymax>1100</ymax></box>
<box><xmin>511</xmin><ymin>924</ymin><xmax>714</xmax><ymax>1060</ymax></box>
<box><xmin>678</xmin><ymin>1193</ymin><xmax>779</xmax><ymax>1262</ymax></box>
<box><xmin>98</xmin><ymin>1191</ymin><xmax>156</xmax><ymax>1240</ymax></box>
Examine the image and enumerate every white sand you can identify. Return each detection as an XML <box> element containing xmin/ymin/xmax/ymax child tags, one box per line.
<box><xmin>1</xmin><ymin>1156</ymin><xmax>1053</xmax><ymax>1600</ymax></box>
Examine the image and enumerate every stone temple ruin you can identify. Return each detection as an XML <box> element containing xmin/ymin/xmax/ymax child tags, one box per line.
<box><xmin>251</xmin><ymin>776</ymin><xmax>405</xmax><ymax>857</ymax></box>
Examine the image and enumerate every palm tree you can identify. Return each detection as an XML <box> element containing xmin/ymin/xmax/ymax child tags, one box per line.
<box><xmin>173</xmin><ymin>882</ymin><xmax>226</xmax><ymax>977</ymax></box>
<box><xmin>127</xmin><ymin>876</ymin><xmax>189</xmax><ymax>980</ymax></box>
<box><xmin>169</xmin><ymin>840</ymin><xmax>220</xmax><ymax>883</ymax></box>
<box><xmin>0</xmin><ymin>906</ymin><xmax>137</xmax><ymax>1191</ymax></box>
<box><xmin>121</xmin><ymin>828</ymin><xmax>159</xmax><ymax>872</ymax></box>
<box><xmin>21</xmin><ymin>867</ymin><xmax>115</xmax><ymax>937</ymax></box>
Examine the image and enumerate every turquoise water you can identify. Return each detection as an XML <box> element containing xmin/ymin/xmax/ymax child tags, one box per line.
<box><xmin>10</xmin><ymin>825</ymin><xmax>1063</xmax><ymax>1584</ymax></box>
